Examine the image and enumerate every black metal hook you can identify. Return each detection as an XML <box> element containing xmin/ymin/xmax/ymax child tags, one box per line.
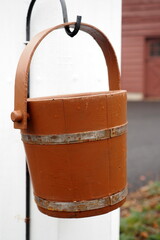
<box><xmin>59</xmin><ymin>0</ymin><xmax>82</xmax><ymax>37</ymax></box>
<box><xmin>26</xmin><ymin>0</ymin><xmax>81</xmax><ymax>40</ymax></box>
<box><xmin>26</xmin><ymin>0</ymin><xmax>37</xmax><ymax>42</ymax></box>
<box><xmin>25</xmin><ymin>2</ymin><xmax>37</xmax><ymax>239</ymax></box>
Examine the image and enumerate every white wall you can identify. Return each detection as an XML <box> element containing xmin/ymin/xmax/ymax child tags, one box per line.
<box><xmin>0</xmin><ymin>1</ymin><xmax>122</xmax><ymax>239</ymax></box>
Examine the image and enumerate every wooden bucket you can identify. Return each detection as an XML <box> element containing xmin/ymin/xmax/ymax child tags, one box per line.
<box><xmin>11</xmin><ymin>22</ymin><xmax>127</xmax><ymax>218</ymax></box>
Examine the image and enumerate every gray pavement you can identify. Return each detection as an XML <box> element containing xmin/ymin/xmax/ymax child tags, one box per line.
<box><xmin>127</xmin><ymin>101</ymin><xmax>160</xmax><ymax>192</ymax></box>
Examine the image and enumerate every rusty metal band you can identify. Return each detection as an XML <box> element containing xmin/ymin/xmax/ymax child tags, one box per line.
<box><xmin>21</xmin><ymin>123</ymin><xmax>127</xmax><ymax>145</ymax></box>
<box><xmin>34</xmin><ymin>187</ymin><xmax>128</xmax><ymax>212</ymax></box>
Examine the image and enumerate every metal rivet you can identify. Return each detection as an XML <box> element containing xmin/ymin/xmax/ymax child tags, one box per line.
<box><xmin>11</xmin><ymin>110</ymin><xmax>23</xmax><ymax>122</ymax></box>
<box><xmin>110</xmin><ymin>129</ymin><xmax>115</xmax><ymax>137</ymax></box>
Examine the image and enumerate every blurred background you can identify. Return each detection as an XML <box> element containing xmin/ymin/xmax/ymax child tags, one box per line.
<box><xmin>122</xmin><ymin>0</ymin><xmax>160</xmax><ymax>191</ymax></box>
<box><xmin>121</xmin><ymin>1</ymin><xmax>160</xmax><ymax>239</ymax></box>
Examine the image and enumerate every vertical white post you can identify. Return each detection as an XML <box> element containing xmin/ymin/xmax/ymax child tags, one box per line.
<box><xmin>29</xmin><ymin>1</ymin><xmax>122</xmax><ymax>240</ymax></box>
<box><xmin>0</xmin><ymin>1</ymin><xmax>27</xmax><ymax>240</ymax></box>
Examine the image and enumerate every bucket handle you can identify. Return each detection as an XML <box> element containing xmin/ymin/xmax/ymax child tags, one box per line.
<box><xmin>11</xmin><ymin>22</ymin><xmax>120</xmax><ymax>130</ymax></box>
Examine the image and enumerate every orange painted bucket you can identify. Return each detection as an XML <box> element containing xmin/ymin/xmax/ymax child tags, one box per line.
<box><xmin>11</xmin><ymin>22</ymin><xmax>127</xmax><ymax>218</ymax></box>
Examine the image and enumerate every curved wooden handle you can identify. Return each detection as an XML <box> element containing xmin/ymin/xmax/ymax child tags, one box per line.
<box><xmin>12</xmin><ymin>22</ymin><xmax>120</xmax><ymax>129</ymax></box>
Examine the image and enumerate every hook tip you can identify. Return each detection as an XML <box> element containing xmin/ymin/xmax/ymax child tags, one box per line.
<box><xmin>65</xmin><ymin>15</ymin><xmax>82</xmax><ymax>37</ymax></box>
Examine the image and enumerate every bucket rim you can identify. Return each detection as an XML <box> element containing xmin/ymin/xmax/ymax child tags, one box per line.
<box><xmin>27</xmin><ymin>90</ymin><xmax>127</xmax><ymax>102</ymax></box>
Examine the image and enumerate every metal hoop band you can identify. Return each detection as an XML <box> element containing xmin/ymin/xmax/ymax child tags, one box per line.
<box><xmin>21</xmin><ymin>123</ymin><xmax>127</xmax><ymax>145</ymax></box>
<box><xmin>35</xmin><ymin>187</ymin><xmax>128</xmax><ymax>212</ymax></box>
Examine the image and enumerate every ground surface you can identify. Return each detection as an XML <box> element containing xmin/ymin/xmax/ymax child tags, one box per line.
<box><xmin>120</xmin><ymin>181</ymin><xmax>160</xmax><ymax>240</ymax></box>
<box><xmin>127</xmin><ymin>101</ymin><xmax>160</xmax><ymax>191</ymax></box>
